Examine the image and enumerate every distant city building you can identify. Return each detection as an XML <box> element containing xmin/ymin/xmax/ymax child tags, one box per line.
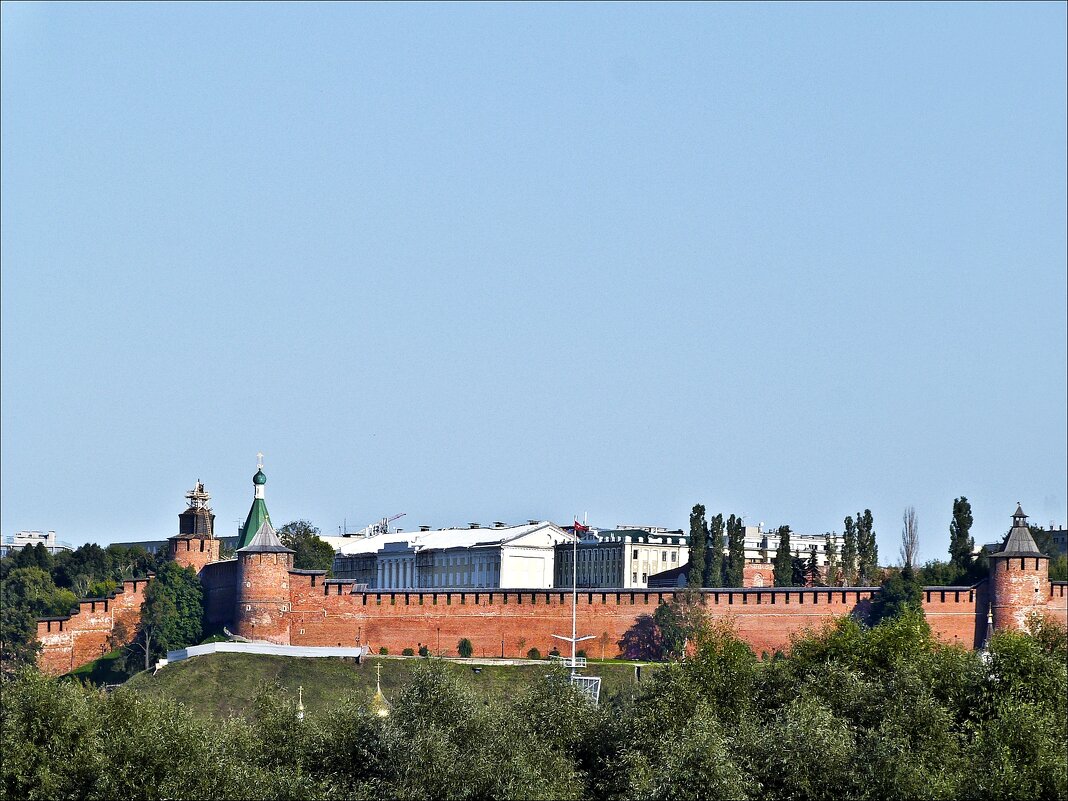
<box><xmin>554</xmin><ymin>529</ymin><xmax>688</xmax><ymax>589</ymax></box>
<box><xmin>1046</xmin><ymin>525</ymin><xmax>1066</xmax><ymax>557</ymax></box>
<box><xmin>326</xmin><ymin>521</ymin><xmax>576</xmax><ymax>589</ymax></box>
<box><xmin>0</xmin><ymin>530</ymin><xmax>73</xmax><ymax>558</ymax></box>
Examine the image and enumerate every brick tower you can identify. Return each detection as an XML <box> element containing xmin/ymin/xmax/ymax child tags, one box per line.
<box><xmin>168</xmin><ymin>480</ymin><xmax>220</xmax><ymax>575</ymax></box>
<box><xmin>988</xmin><ymin>504</ymin><xmax>1049</xmax><ymax>632</ymax></box>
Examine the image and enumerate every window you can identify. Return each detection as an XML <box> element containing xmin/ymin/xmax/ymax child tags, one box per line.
<box><xmin>632</xmin><ymin>573</ymin><xmax>638</xmax><ymax>583</ymax></box>
<box><xmin>633</xmin><ymin>549</ymin><xmax>639</xmax><ymax>559</ymax></box>
<box><xmin>642</xmin><ymin>573</ymin><xmax>647</xmax><ymax>582</ymax></box>
<box><xmin>245</xmin><ymin>605</ymin><xmax>251</xmax><ymax>611</ymax></box>
<box><xmin>671</xmin><ymin>552</ymin><xmax>677</xmax><ymax>563</ymax></box>
<box><xmin>245</xmin><ymin>581</ymin><xmax>251</xmax><ymax>587</ymax></box>
<box><xmin>662</xmin><ymin>551</ymin><xmax>667</xmax><ymax>561</ymax></box>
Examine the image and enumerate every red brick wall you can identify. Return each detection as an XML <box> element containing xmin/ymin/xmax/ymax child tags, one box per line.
<box><xmin>235</xmin><ymin>552</ymin><xmax>293</xmax><ymax>644</ymax></box>
<box><xmin>201</xmin><ymin>559</ymin><xmax>237</xmax><ymax>628</ymax></box>
<box><xmin>35</xmin><ymin>578</ymin><xmax>150</xmax><ymax>676</ymax></box>
<box><xmin>170</xmin><ymin>537</ymin><xmax>221</xmax><ymax>575</ymax></box>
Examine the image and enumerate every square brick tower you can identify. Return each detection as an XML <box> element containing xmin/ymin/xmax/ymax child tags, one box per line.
<box><xmin>168</xmin><ymin>480</ymin><xmax>220</xmax><ymax>575</ymax></box>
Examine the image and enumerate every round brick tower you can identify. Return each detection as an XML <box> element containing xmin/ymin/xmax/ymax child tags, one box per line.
<box><xmin>168</xmin><ymin>480</ymin><xmax>220</xmax><ymax>575</ymax></box>
<box><xmin>988</xmin><ymin>504</ymin><xmax>1049</xmax><ymax>633</ymax></box>
<box><xmin>234</xmin><ymin>462</ymin><xmax>294</xmax><ymax>643</ymax></box>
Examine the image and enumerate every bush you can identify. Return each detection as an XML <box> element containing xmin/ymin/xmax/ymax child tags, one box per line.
<box><xmin>457</xmin><ymin>638</ymin><xmax>473</xmax><ymax>658</ymax></box>
<box><xmin>527</xmin><ymin>647</ymin><xmax>541</xmax><ymax>660</ymax></box>
<box><xmin>378</xmin><ymin>647</ymin><xmax>388</xmax><ymax>655</ymax></box>
<box><xmin>401</xmin><ymin>648</ymin><xmax>415</xmax><ymax>656</ymax></box>
<box><xmin>576</xmin><ymin>649</ymin><xmax>587</xmax><ymax>658</ymax></box>
<box><xmin>418</xmin><ymin>645</ymin><xmax>429</xmax><ymax>657</ymax></box>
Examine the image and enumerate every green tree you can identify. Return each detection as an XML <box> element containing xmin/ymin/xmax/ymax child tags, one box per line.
<box><xmin>842</xmin><ymin>516</ymin><xmax>858</xmax><ymax>585</ymax></box>
<box><xmin>687</xmin><ymin>505</ymin><xmax>707</xmax><ymax>589</ymax></box>
<box><xmin>806</xmin><ymin>545</ymin><xmax>821</xmax><ymax>586</ymax></box>
<box><xmin>857</xmin><ymin>509</ymin><xmax>878</xmax><ymax>584</ymax></box>
<box><xmin>825</xmin><ymin>532</ymin><xmax>840</xmax><ymax>586</ymax></box>
<box><xmin>773</xmin><ymin>526</ymin><xmax>793</xmax><ymax>587</ymax></box>
<box><xmin>725</xmin><ymin>515</ymin><xmax>745</xmax><ymax>587</ymax></box>
<box><xmin>0</xmin><ymin>606</ymin><xmax>41</xmax><ymax>675</ymax></box>
<box><xmin>457</xmin><ymin>638</ymin><xmax>473</xmax><ymax>658</ymax></box>
<box><xmin>127</xmin><ymin>562</ymin><xmax>203</xmax><ymax>671</ymax></box>
<box><xmin>2</xmin><ymin>567</ymin><xmax>77</xmax><ymax>617</ymax></box>
<box><xmin>705</xmin><ymin>514</ymin><xmax>724</xmax><ymax>588</ymax></box>
<box><xmin>869</xmin><ymin>566</ymin><xmax>924</xmax><ymax>626</ymax></box>
<box><xmin>278</xmin><ymin>520</ymin><xmax>335</xmax><ymax>574</ymax></box>
<box><xmin>949</xmin><ymin>497</ymin><xmax>974</xmax><ymax>571</ymax></box>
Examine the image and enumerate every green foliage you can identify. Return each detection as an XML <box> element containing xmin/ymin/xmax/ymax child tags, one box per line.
<box><xmin>918</xmin><ymin>558</ymin><xmax>964</xmax><ymax>586</ymax></box>
<box><xmin>1048</xmin><ymin>554</ymin><xmax>1067</xmax><ymax>581</ymax></box>
<box><xmin>686</xmin><ymin>504</ymin><xmax>707</xmax><ymax>589</ymax></box>
<box><xmin>773</xmin><ymin>526</ymin><xmax>793</xmax><ymax>586</ymax></box>
<box><xmin>418</xmin><ymin>645</ymin><xmax>429</xmax><ymax>657</ymax></box>
<box><xmin>842</xmin><ymin>516</ymin><xmax>858</xmax><ymax>585</ymax></box>
<box><xmin>725</xmin><ymin>514</ymin><xmax>745</xmax><ymax>587</ymax></box>
<box><xmin>526</xmin><ymin>647</ymin><xmax>541</xmax><ymax>660</ymax></box>
<box><xmin>378</xmin><ymin>647</ymin><xmax>389</xmax><ymax>655</ymax></box>
<box><xmin>3</xmin><ymin>610</ymin><xmax>1066</xmax><ymax>801</ymax></box>
<box><xmin>401</xmin><ymin>648</ymin><xmax>415</xmax><ymax>656</ymax></box>
<box><xmin>278</xmin><ymin>520</ymin><xmax>335</xmax><ymax>574</ymax></box>
<box><xmin>949</xmin><ymin>496</ymin><xmax>974</xmax><ymax>570</ymax></box>
<box><xmin>869</xmin><ymin>566</ymin><xmax>924</xmax><ymax>626</ymax></box>
<box><xmin>127</xmin><ymin>561</ymin><xmax>203</xmax><ymax>671</ymax></box>
<box><xmin>0</xmin><ymin>606</ymin><xmax>41</xmax><ymax>676</ymax></box>
<box><xmin>705</xmin><ymin>513</ymin><xmax>724</xmax><ymax>588</ymax></box>
<box><xmin>856</xmin><ymin>509</ymin><xmax>878</xmax><ymax>584</ymax></box>
<box><xmin>824</xmin><ymin>532</ymin><xmax>840</xmax><ymax>586</ymax></box>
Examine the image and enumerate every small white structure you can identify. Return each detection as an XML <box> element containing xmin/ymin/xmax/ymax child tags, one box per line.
<box><xmin>554</xmin><ymin>529</ymin><xmax>689</xmax><ymax>589</ymax></box>
<box><xmin>0</xmin><ymin>530</ymin><xmax>73</xmax><ymax>558</ymax></box>
<box><xmin>325</xmin><ymin>521</ymin><xmax>576</xmax><ymax>590</ymax></box>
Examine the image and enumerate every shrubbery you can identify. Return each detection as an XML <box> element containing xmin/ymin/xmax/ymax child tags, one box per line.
<box><xmin>526</xmin><ymin>647</ymin><xmax>541</xmax><ymax>660</ymax></box>
<box><xmin>401</xmin><ymin>648</ymin><xmax>415</xmax><ymax>656</ymax></box>
<box><xmin>2</xmin><ymin>611</ymin><xmax>1065</xmax><ymax>800</ymax></box>
<box><xmin>457</xmin><ymin>638</ymin><xmax>473</xmax><ymax>658</ymax></box>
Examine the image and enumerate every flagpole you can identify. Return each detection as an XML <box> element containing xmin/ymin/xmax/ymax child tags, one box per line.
<box><xmin>572</xmin><ymin>522</ymin><xmax>578</xmax><ymax>677</ymax></box>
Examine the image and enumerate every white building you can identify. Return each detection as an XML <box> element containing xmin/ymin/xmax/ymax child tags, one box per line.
<box><xmin>0</xmin><ymin>530</ymin><xmax>73</xmax><ymax>558</ymax></box>
<box><xmin>326</xmin><ymin>521</ymin><xmax>576</xmax><ymax>590</ymax></box>
<box><xmin>554</xmin><ymin>529</ymin><xmax>689</xmax><ymax>589</ymax></box>
<box><xmin>735</xmin><ymin>525</ymin><xmax>846</xmax><ymax>567</ymax></box>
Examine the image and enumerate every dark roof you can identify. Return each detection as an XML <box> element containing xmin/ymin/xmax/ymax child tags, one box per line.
<box><xmin>288</xmin><ymin>568</ymin><xmax>327</xmax><ymax>575</ymax></box>
<box><xmin>992</xmin><ymin>507</ymin><xmax>1045</xmax><ymax>558</ymax></box>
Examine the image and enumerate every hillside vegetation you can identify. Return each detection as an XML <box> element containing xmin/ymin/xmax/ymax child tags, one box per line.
<box><xmin>124</xmin><ymin>653</ymin><xmax>652</xmax><ymax>720</ymax></box>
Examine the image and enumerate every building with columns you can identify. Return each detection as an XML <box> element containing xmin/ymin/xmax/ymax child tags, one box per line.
<box><xmin>326</xmin><ymin>521</ymin><xmax>576</xmax><ymax>589</ymax></box>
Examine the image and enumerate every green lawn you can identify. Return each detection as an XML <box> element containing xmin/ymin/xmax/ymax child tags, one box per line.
<box><xmin>123</xmin><ymin>653</ymin><xmax>659</xmax><ymax>720</ymax></box>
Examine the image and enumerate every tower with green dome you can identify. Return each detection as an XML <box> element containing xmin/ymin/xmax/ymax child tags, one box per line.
<box><xmin>237</xmin><ymin>454</ymin><xmax>273</xmax><ymax>550</ymax></box>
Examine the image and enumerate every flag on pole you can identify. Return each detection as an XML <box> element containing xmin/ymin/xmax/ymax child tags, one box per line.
<box><xmin>574</xmin><ymin>520</ymin><xmax>590</xmax><ymax>534</ymax></box>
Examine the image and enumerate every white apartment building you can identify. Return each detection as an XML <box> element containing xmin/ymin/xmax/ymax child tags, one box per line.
<box><xmin>735</xmin><ymin>525</ymin><xmax>846</xmax><ymax>567</ymax></box>
<box><xmin>325</xmin><ymin>521</ymin><xmax>576</xmax><ymax>589</ymax></box>
<box><xmin>554</xmin><ymin>529</ymin><xmax>689</xmax><ymax>589</ymax></box>
<box><xmin>0</xmin><ymin>530</ymin><xmax>74</xmax><ymax>558</ymax></box>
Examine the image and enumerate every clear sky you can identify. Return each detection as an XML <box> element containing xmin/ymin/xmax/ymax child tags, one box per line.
<box><xmin>2</xmin><ymin>2</ymin><xmax>1065</xmax><ymax>563</ymax></box>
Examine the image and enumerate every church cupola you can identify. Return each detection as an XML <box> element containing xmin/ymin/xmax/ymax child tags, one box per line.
<box><xmin>237</xmin><ymin>453</ymin><xmax>273</xmax><ymax>550</ymax></box>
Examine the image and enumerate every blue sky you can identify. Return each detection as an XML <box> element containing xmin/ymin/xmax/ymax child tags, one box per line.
<box><xmin>2</xmin><ymin>2</ymin><xmax>1065</xmax><ymax>563</ymax></box>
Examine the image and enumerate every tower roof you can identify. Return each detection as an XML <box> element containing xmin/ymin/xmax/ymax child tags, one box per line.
<box><xmin>237</xmin><ymin>520</ymin><xmax>294</xmax><ymax>554</ymax></box>
<box><xmin>237</xmin><ymin>456</ymin><xmax>271</xmax><ymax>549</ymax></box>
<box><xmin>993</xmin><ymin>504</ymin><xmax>1045</xmax><ymax>559</ymax></box>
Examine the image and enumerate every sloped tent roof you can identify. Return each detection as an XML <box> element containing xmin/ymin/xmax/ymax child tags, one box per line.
<box><xmin>238</xmin><ymin>497</ymin><xmax>271</xmax><ymax>550</ymax></box>
<box><xmin>237</xmin><ymin>520</ymin><xmax>294</xmax><ymax>554</ymax></box>
<box><xmin>993</xmin><ymin>505</ymin><xmax>1045</xmax><ymax>558</ymax></box>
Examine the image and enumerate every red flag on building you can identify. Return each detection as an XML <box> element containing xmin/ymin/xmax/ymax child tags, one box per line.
<box><xmin>574</xmin><ymin>520</ymin><xmax>590</xmax><ymax>533</ymax></box>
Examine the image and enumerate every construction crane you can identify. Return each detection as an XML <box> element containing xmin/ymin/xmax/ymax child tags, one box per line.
<box><xmin>340</xmin><ymin>513</ymin><xmax>406</xmax><ymax>538</ymax></box>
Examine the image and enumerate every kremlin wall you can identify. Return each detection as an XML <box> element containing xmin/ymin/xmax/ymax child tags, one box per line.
<box><xmin>34</xmin><ymin>471</ymin><xmax>1068</xmax><ymax>676</ymax></box>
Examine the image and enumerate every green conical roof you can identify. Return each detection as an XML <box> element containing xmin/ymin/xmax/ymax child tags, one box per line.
<box><xmin>238</xmin><ymin>498</ymin><xmax>272</xmax><ymax>550</ymax></box>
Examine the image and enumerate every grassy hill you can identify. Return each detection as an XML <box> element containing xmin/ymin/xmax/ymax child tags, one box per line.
<box><xmin>123</xmin><ymin>654</ymin><xmax>657</xmax><ymax>720</ymax></box>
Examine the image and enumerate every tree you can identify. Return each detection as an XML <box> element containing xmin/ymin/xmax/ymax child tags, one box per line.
<box><xmin>278</xmin><ymin>520</ymin><xmax>335</xmax><ymax>574</ymax></box>
<box><xmin>773</xmin><ymin>526</ymin><xmax>793</xmax><ymax>587</ymax></box>
<box><xmin>868</xmin><ymin>566</ymin><xmax>924</xmax><ymax>626</ymax></box>
<box><xmin>0</xmin><ymin>606</ymin><xmax>41</xmax><ymax>675</ymax></box>
<box><xmin>825</xmin><ymin>532</ymin><xmax>840</xmax><ymax>586</ymax></box>
<box><xmin>127</xmin><ymin>561</ymin><xmax>203</xmax><ymax>671</ymax></box>
<box><xmin>457</xmin><ymin>638</ymin><xmax>473</xmax><ymax>658</ymax></box>
<box><xmin>948</xmin><ymin>497</ymin><xmax>974</xmax><ymax>571</ymax></box>
<box><xmin>856</xmin><ymin>509</ymin><xmax>878</xmax><ymax>585</ymax></box>
<box><xmin>900</xmin><ymin>506</ymin><xmax>919</xmax><ymax>570</ymax></box>
<box><xmin>687</xmin><ymin>505</ymin><xmax>707</xmax><ymax>589</ymax></box>
<box><xmin>2</xmin><ymin>567</ymin><xmax>77</xmax><ymax>618</ymax></box>
<box><xmin>805</xmin><ymin>545</ymin><xmax>821</xmax><ymax>586</ymax></box>
<box><xmin>791</xmin><ymin>553</ymin><xmax>807</xmax><ymax>587</ymax></box>
<box><xmin>705</xmin><ymin>514</ymin><xmax>724</xmax><ymax>588</ymax></box>
<box><xmin>842</xmin><ymin>516</ymin><xmax>858</xmax><ymax>585</ymax></box>
<box><xmin>725</xmin><ymin>515</ymin><xmax>745</xmax><ymax>587</ymax></box>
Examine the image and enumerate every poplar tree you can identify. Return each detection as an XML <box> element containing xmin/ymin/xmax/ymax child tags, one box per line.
<box><xmin>726</xmin><ymin>516</ymin><xmax>746</xmax><ymax>587</ymax></box>
<box><xmin>687</xmin><ymin>504</ymin><xmax>707</xmax><ymax>589</ymax></box>
<box><xmin>806</xmin><ymin>545</ymin><xmax>821</xmax><ymax>586</ymax></box>
<box><xmin>948</xmin><ymin>497</ymin><xmax>974</xmax><ymax>571</ymax></box>
<box><xmin>824</xmin><ymin>532</ymin><xmax>840</xmax><ymax>586</ymax></box>
<box><xmin>857</xmin><ymin>509</ymin><xmax>878</xmax><ymax>585</ymax></box>
<box><xmin>705</xmin><ymin>514</ymin><xmax>724</xmax><ymax>588</ymax></box>
<box><xmin>773</xmin><ymin>526</ymin><xmax>793</xmax><ymax>587</ymax></box>
<box><xmin>842</xmin><ymin>516</ymin><xmax>858</xmax><ymax>586</ymax></box>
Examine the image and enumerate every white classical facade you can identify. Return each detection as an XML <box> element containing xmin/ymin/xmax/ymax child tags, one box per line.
<box><xmin>324</xmin><ymin>521</ymin><xmax>576</xmax><ymax>590</ymax></box>
<box><xmin>554</xmin><ymin>529</ymin><xmax>689</xmax><ymax>589</ymax></box>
